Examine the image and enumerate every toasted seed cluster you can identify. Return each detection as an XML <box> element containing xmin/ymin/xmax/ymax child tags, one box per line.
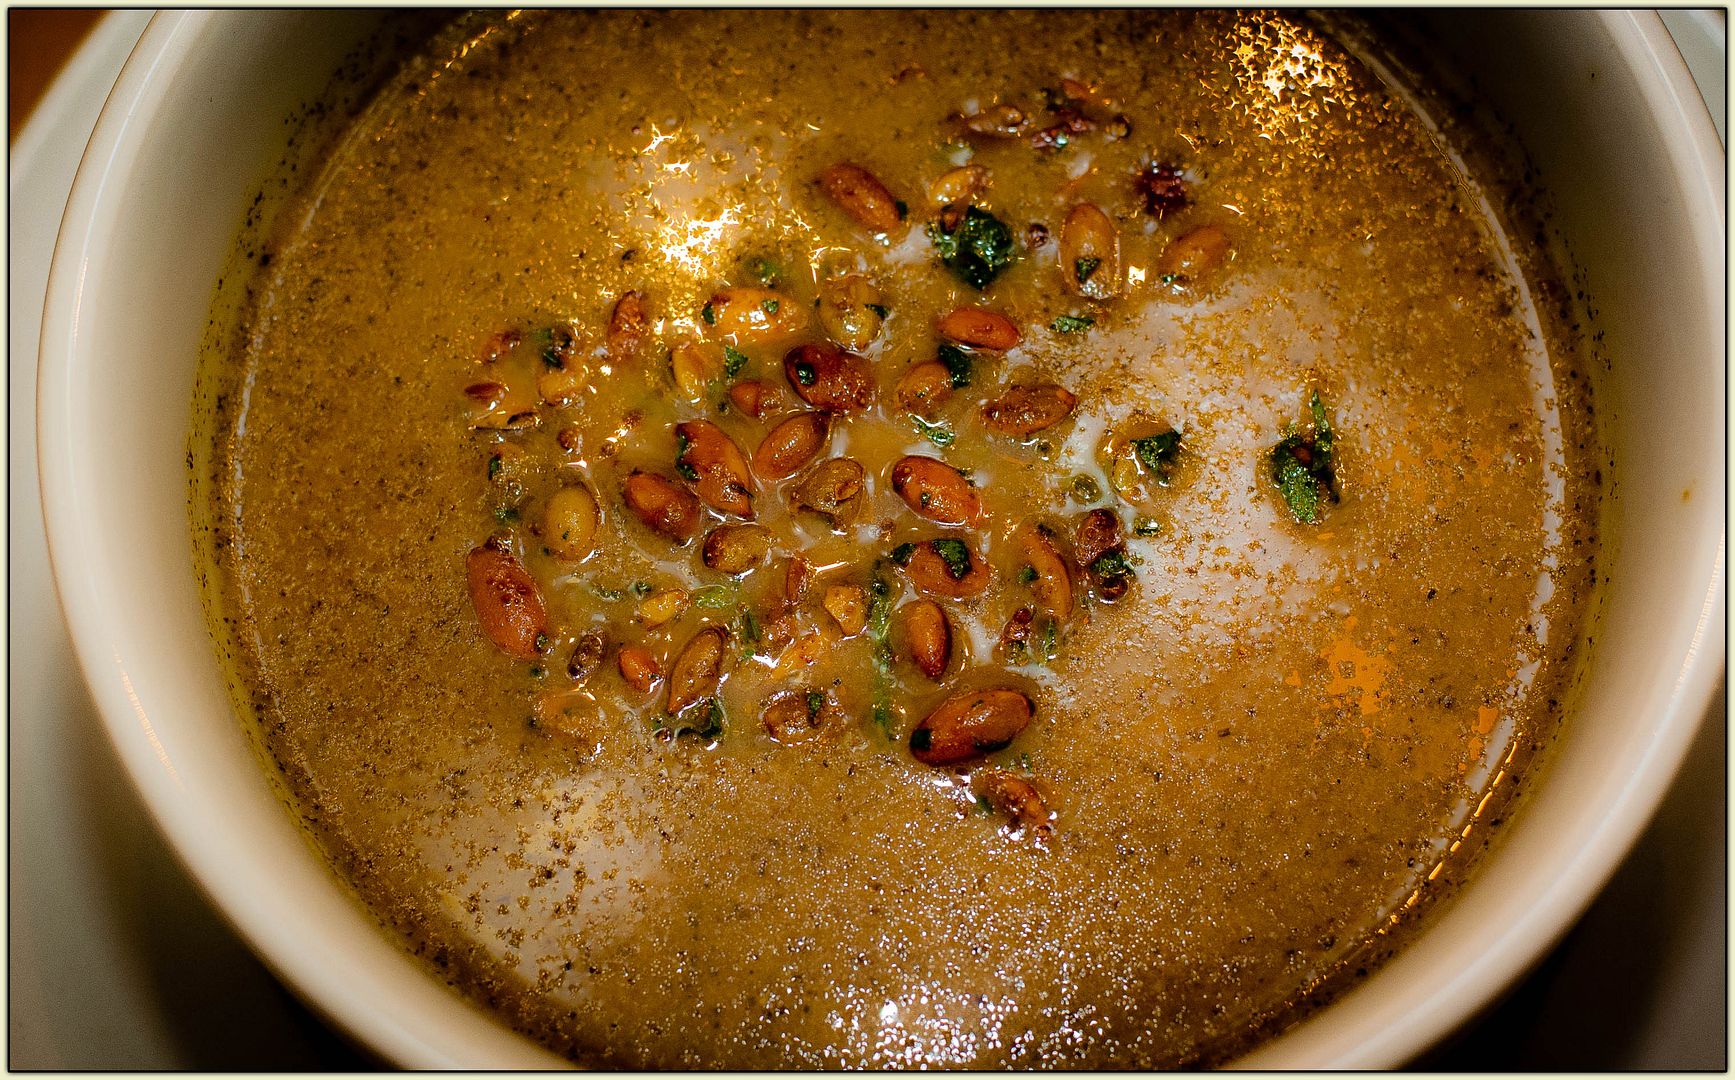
<box><xmin>454</xmin><ymin>85</ymin><xmax>1296</xmax><ymax>830</ymax></box>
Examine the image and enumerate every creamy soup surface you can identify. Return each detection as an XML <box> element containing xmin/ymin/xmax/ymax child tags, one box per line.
<box><xmin>202</xmin><ymin>10</ymin><xmax>1600</xmax><ymax>1067</ymax></box>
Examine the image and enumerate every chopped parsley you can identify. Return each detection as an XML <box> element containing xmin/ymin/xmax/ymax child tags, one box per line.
<box><xmin>911</xmin><ymin>415</ymin><xmax>956</xmax><ymax>448</ymax></box>
<box><xmin>1090</xmin><ymin>551</ymin><xmax>1134</xmax><ymax>580</ymax></box>
<box><xmin>493</xmin><ymin>505</ymin><xmax>520</xmax><ymax>525</ymax></box>
<box><xmin>670</xmin><ymin>698</ymin><xmax>724</xmax><ymax>740</ymax></box>
<box><xmin>761</xmin><ymin>298</ymin><xmax>780</xmax><ymax>315</ymax></box>
<box><xmin>723</xmin><ymin>345</ymin><xmax>749</xmax><ymax>378</ymax></box>
<box><xmin>806</xmin><ymin>691</ymin><xmax>826</xmax><ymax>718</ymax></box>
<box><xmin>692</xmin><ymin>585</ymin><xmax>736</xmax><ymax>608</ymax></box>
<box><xmin>1269</xmin><ymin>391</ymin><xmax>1338</xmax><ymax>524</ymax></box>
<box><xmin>533</xmin><ymin>632</ymin><xmax>550</xmax><ymax>653</ymax></box>
<box><xmin>927</xmin><ymin>205</ymin><xmax>1016</xmax><ymax>289</ymax></box>
<box><xmin>867</xmin><ymin>564</ymin><xmax>897</xmax><ymax>738</ymax></box>
<box><xmin>590</xmin><ymin>584</ymin><xmax>624</xmax><ymax>601</ymax></box>
<box><xmin>1132</xmin><ymin>430</ymin><xmax>1183</xmax><ymax>485</ymax></box>
<box><xmin>932</xmin><ymin>538</ymin><xmax>972</xmax><ymax>580</ymax></box>
<box><xmin>536</xmin><ymin>325</ymin><xmax>574</xmax><ymax>369</ymax></box>
<box><xmin>1074</xmin><ymin>256</ymin><xmax>1101</xmax><ymax>284</ymax></box>
<box><xmin>867</xmin><ymin>567</ymin><xmax>893</xmax><ymax>639</ymax></box>
<box><xmin>937</xmin><ymin>344</ymin><xmax>973</xmax><ymax>388</ymax></box>
<box><xmin>486</xmin><ymin>454</ymin><xmax>503</xmax><ymax>481</ymax></box>
<box><xmin>1018</xmin><ymin>564</ymin><xmax>1038</xmax><ymax>584</ymax></box>
<box><xmin>735</xmin><ymin>609</ymin><xmax>761</xmax><ymax>658</ymax></box>
<box><xmin>1051</xmin><ymin>314</ymin><xmax>1095</xmax><ymax>334</ymax></box>
<box><xmin>793</xmin><ymin>360</ymin><xmax>817</xmax><ymax>387</ymax></box>
<box><xmin>890</xmin><ymin>542</ymin><xmax>917</xmax><ymax>567</ymax></box>
<box><xmin>747</xmin><ymin>256</ymin><xmax>781</xmax><ymax>285</ymax></box>
<box><xmin>674</xmin><ymin>429</ymin><xmax>698</xmax><ymax>482</ymax></box>
<box><xmin>700</xmin><ymin>301</ymin><xmax>717</xmax><ymax>326</ymax></box>
<box><xmin>629</xmin><ymin>580</ymin><xmax>654</xmax><ymax>597</ymax></box>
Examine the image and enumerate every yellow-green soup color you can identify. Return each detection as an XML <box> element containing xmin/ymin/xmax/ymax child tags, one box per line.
<box><xmin>202</xmin><ymin>10</ymin><xmax>1600</xmax><ymax>1067</ymax></box>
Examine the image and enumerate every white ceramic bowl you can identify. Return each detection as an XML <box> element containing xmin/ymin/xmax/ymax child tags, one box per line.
<box><xmin>38</xmin><ymin>10</ymin><xmax>1724</xmax><ymax>1068</ymax></box>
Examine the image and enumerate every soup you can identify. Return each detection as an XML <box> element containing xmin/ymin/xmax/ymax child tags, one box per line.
<box><xmin>197</xmin><ymin>10</ymin><xmax>1600</xmax><ymax>1067</ymax></box>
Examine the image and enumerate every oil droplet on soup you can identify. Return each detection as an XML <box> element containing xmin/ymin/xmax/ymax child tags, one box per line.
<box><xmin>202</xmin><ymin>9</ymin><xmax>1599</xmax><ymax>1068</ymax></box>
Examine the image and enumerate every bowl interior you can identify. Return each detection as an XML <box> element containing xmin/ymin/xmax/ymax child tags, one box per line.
<box><xmin>37</xmin><ymin>10</ymin><xmax>1724</xmax><ymax>1068</ymax></box>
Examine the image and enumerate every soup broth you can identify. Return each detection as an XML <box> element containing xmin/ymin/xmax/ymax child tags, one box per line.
<box><xmin>200</xmin><ymin>10</ymin><xmax>1599</xmax><ymax>1067</ymax></box>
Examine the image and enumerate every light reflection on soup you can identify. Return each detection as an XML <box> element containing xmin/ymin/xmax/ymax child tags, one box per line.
<box><xmin>198</xmin><ymin>9</ymin><xmax>1600</xmax><ymax>1067</ymax></box>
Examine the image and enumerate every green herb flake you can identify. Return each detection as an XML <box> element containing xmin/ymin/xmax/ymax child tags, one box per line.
<box><xmin>1132</xmin><ymin>430</ymin><xmax>1183</xmax><ymax>485</ymax></box>
<box><xmin>867</xmin><ymin>568</ymin><xmax>894</xmax><ymax>642</ymax></box>
<box><xmin>671</xmin><ymin>698</ymin><xmax>724</xmax><ymax>740</ymax></box>
<box><xmin>723</xmin><ymin>345</ymin><xmax>749</xmax><ymax>378</ymax></box>
<box><xmin>911</xmin><ymin>415</ymin><xmax>956</xmax><ymax>448</ymax></box>
<box><xmin>528</xmin><ymin>665</ymin><xmax>545</xmax><ymax>678</ymax></box>
<box><xmin>1269</xmin><ymin>391</ymin><xmax>1338</xmax><ymax>524</ymax></box>
<box><xmin>1051</xmin><ymin>314</ymin><xmax>1095</xmax><ymax>334</ymax></box>
<box><xmin>1309</xmin><ymin>391</ymin><xmax>1335</xmax><ymax>457</ymax></box>
<box><xmin>533</xmin><ymin>633</ymin><xmax>550</xmax><ymax>653</ymax></box>
<box><xmin>486</xmin><ymin>455</ymin><xmax>503</xmax><ymax>481</ymax></box>
<box><xmin>1074</xmin><ymin>256</ymin><xmax>1101</xmax><ymax>284</ymax></box>
<box><xmin>1019</xmin><ymin>564</ymin><xmax>1038</xmax><ymax>585</ymax></box>
<box><xmin>890</xmin><ymin>542</ymin><xmax>917</xmax><ymax>567</ymax></box>
<box><xmin>675</xmin><ymin>429</ymin><xmax>699</xmax><ymax>482</ymax></box>
<box><xmin>866</xmin><ymin>562</ymin><xmax>897</xmax><ymax>739</ymax></box>
<box><xmin>927</xmin><ymin>206</ymin><xmax>1016</xmax><ymax>290</ymax></box>
<box><xmin>1091</xmin><ymin>551</ymin><xmax>1134</xmax><ymax>580</ymax></box>
<box><xmin>936</xmin><ymin>343</ymin><xmax>973</xmax><ymax>388</ymax></box>
<box><xmin>793</xmin><ymin>361</ymin><xmax>817</xmax><ymax>387</ymax></box>
<box><xmin>1040</xmin><ymin>618</ymin><xmax>1059</xmax><ymax>663</ymax></box>
<box><xmin>630</xmin><ymin>581</ymin><xmax>654</xmax><ymax>597</ymax></box>
<box><xmin>700</xmin><ymin>302</ymin><xmax>717</xmax><ymax>326</ymax></box>
<box><xmin>493</xmin><ymin>505</ymin><xmax>520</xmax><ymax>525</ymax></box>
<box><xmin>748</xmin><ymin>256</ymin><xmax>781</xmax><ymax>285</ymax></box>
<box><xmin>591</xmin><ymin>584</ymin><xmax>624</xmax><ymax>602</ymax></box>
<box><xmin>761</xmin><ymin>298</ymin><xmax>780</xmax><ymax>315</ymax></box>
<box><xmin>536</xmin><ymin>326</ymin><xmax>571</xmax><ymax>369</ymax></box>
<box><xmin>692</xmin><ymin>585</ymin><xmax>736</xmax><ymax>608</ymax></box>
<box><xmin>1272</xmin><ymin>444</ymin><xmax>1323</xmax><ymax>523</ymax></box>
<box><xmin>974</xmin><ymin>794</ymin><xmax>995</xmax><ymax>815</ymax></box>
<box><xmin>806</xmin><ymin>691</ymin><xmax>826</xmax><ymax>718</ymax></box>
<box><xmin>932</xmin><ymin>538</ymin><xmax>973</xmax><ymax>580</ymax></box>
<box><xmin>737</xmin><ymin>610</ymin><xmax>761</xmax><ymax>658</ymax></box>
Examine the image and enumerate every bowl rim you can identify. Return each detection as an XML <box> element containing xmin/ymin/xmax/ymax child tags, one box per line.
<box><xmin>35</xmin><ymin>8</ymin><xmax>1726</xmax><ymax>1069</ymax></box>
<box><xmin>34</xmin><ymin>10</ymin><xmax>564</xmax><ymax>1068</ymax></box>
<box><xmin>1240</xmin><ymin>9</ymin><xmax>1727</xmax><ymax>1067</ymax></box>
